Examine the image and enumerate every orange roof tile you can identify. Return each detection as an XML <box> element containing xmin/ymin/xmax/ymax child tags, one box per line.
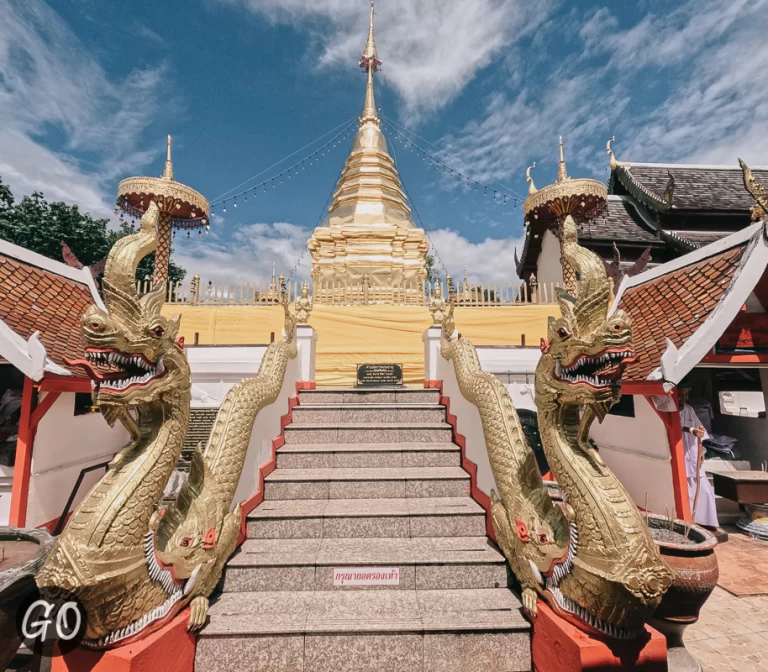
<box><xmin>0</xmin><ymin>254</ymin><xmax>94</xmax><ymax>375</ymax></box>
<box><xmin>618</xmin><ymin>243</ymin><xmax>747</xmax><ymax>382</ymax></box>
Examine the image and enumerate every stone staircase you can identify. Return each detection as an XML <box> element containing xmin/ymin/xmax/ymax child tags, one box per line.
<box><xmin>181</xmin><ymin>408</ymin><xmax>219</xmax><ymax>464</ymax></box>
<box><xmin>196</xmin><ymin>387</ymin><xmax>531</xmax><ymax>672</ymax></box>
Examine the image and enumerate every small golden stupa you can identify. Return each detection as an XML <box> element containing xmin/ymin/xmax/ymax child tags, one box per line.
<box><xmin>307</xmin><ymin>1</ymin><xmax>429</xmax><ymax>295</ymax></box>
<box><xmin>116</xmin><ymin>136</ymin><xmax>209</xmax><ymax>283</ymax></box>
<box><xmin>524</xmin><ymin>137</ymin><xmax>607</xmax><ymax>292</ymax></box>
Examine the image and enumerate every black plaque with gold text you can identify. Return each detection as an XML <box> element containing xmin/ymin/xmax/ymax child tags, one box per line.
<box><xmin>356</xmin><ymin>363</ymin><xmax>404</xmax><ymax>387</ymax></box>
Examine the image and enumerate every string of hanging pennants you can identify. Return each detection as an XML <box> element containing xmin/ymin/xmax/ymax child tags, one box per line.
<box><xmin>210</xmin><ymin>120</ymin><xmax>358</xmax><ymax>213</ymax></box>
<box><xmin>380</xmin><ymin>118</ymin><xmax>526</xmax><ymax>207</ymax></box>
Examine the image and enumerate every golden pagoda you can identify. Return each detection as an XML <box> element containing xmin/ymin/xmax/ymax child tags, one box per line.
<box><xmin>307</xmin><ymin>1</ymin><xmax>429</xmax><ymax>295</ymax></box>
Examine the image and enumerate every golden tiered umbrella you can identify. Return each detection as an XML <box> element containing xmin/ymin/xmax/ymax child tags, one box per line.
<box><xmin>116</xmin><ymin>136</ymin><xmax>209</xmax><ymax>284</ymax></box>
<box><xmin>524</xmin><ymin>137</ymin><xmax>607</xmax><ymax>293</ymax></box>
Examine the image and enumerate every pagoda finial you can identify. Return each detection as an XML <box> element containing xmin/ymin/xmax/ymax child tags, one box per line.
<box><xmin>557</xmin><ymin>136</ymin><xmax>568</xmax><ymax>183</ymax></box>
<box><xmin>162</xmin><ymin>135</ymin><xmax>174</xmax><ymax>181</ymax></box>
<box><xmin>359</xmin><ymin>1</ymin><xmax>382</xmax><ymax>126</ymax></box>
<box><xmin>361</xmin><ymin>1</ymin><xmax>379</xmax><ymax>72</ymax></box>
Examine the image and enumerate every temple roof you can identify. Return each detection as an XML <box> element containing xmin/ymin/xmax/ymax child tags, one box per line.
<box><xmin>613</xmin><ymin>221</ymin><xmax>767</xmax><ymax>385</ymax></box>
<box><xmin>516</xmin><ymin>196</ymin><xmax>663</xmax><ymax>276</ymax></box>
<box><xmin>579</xmin><ymin>196</ymin><xmax>662</xmax><ymax>245</ymax></box>
<box><xmin>0</xmin><ymin>239</ymin><xmax>103</xmax><ymax>380</ymax></box>
<box><xmin>610</xmin><ymin>162</ymin><xmax>768</xmax><ymax>212</ymax></box>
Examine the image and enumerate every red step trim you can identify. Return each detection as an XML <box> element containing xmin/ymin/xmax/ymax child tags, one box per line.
<box><xmin>425</xmin><ymin>379</ymin><xmax>495</xmax><ymax>541</ymax></box>
<box><xmin>236</xmin><ymin>380</ymin><xmax>316</xmax><ymax>545</ymax></box>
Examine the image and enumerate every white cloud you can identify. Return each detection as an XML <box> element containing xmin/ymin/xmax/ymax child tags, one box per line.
<box><xmin>173</xmin><ymin>221</ymin><xmax>522</xmax><ymax>286</ymax></box>
<box><xmin>428</xmin><ymin>228</ymin><xmax>524</xmax><ymax>283</ymax></box>
<box><xmin>173</xmin><ymin>222</ymin><xmax>313</xmax><ymax>285</ymax></box>
<box><xmin>218</xmin><ymin>0</ymin><xmax>553</xmax><ymax>118</ymax></box>
<box><xmin>435</xmin><ymin>0</ymin><xmax>768</xmax><ymax>189</ymax></box>
<box><xmin>0</xmin><ymin>0</ymin><xmax>166</xmax><ymax>216</ymax></box>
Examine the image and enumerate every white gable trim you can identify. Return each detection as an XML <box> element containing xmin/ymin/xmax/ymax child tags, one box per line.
<box><xmin>0</xmin><ymin>325</ymin><xmax>47</xmax><ymax>380</ymax></box>
<box><xmin>658</xmin><ymin>226</ymin><xmax>768</xmax><ymax>388</ymax></box>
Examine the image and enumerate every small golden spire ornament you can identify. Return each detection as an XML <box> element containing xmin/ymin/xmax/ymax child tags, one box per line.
<box><xmin>162</xmin><ymin>134</ymin><xmax>174</xmax><ymax>181</ymax></box>
<box><xmin>557</xmin><ymin>136</ymin><xmax>569</xmax><ymax>182</ymax></box>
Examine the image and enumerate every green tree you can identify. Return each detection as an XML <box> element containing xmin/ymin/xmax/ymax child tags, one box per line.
<box><xmin>0</xmin><ymin>177</ymin><xmax>185</xmax><ymax>282</ymax></box>
<box><xmin>424</xmin><ymin>254</ymin><xmax>440</xmax><ymax>284</ymax></box>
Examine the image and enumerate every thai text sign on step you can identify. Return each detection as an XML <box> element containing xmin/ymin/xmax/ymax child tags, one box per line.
<box><xmin>356</xmin><ymin>363</ymin><xmax>403</xmax><ymax>387</ymax></box>
<box><xmin>333</xmin><ymin>567</ymin><xmax>401</xmax><ymax>586</ymax></box>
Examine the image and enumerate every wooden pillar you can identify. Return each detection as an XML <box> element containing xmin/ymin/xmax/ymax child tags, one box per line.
<box><xmin>647</xmin><ymin>390</ymin><xmax>691</xmax><ymax>521</ymax></box>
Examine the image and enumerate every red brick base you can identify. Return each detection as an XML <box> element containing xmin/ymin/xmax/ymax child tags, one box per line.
<box><xmin>532</xmin><ymin>603</ymin><xmax>667</xmax><ymax>672</ymax></box>
<box><xmin>53</xmin><ymin>611</ymin><xmax>195</xmax><ymax>672</ymax></box>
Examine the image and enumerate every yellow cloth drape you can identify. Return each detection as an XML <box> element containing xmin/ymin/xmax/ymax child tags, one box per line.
<box><xmin>162</xmin><ymin>304</ymin><xmax>558</xmax><ymax>386</ymax></box>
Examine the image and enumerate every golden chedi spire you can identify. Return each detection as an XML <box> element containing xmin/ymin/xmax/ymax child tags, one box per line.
<box><xmin>308</xmin><ymin>1</ymin><xmax>428</xmax><ymax>298</ymax></box>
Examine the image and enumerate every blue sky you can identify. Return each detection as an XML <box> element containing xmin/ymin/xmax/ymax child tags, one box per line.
<box><xmin>1</xmin><ymin>0</ymin><xmax>766</xmax><ymax>283</ymax></box>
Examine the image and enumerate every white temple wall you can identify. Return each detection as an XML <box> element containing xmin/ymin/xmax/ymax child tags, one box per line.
<box><xmin>24</xmin><ymin>392</ymin><xmax>128</xmax><ymax>528</ymax></box>
<box><xmin>536</xmin><ymin>230</ymin><xmax>564</xmax><ymax>286</ymax></box>
<box><xmin>588</xmin><ymin>395</ymin><xmax>678</xmax><ymax>516</ymax></box>
<box><xmin>187</xmin><ymin>346</ymin><xmax>269</xmax><ymax>408</ymax></box>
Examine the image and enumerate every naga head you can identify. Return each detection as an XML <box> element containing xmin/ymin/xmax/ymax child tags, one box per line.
<box><xmin>154</xmin><ymin>450</ymin><xmax>220</xmax><ymax>602</ymax></box>
<box><xmin>537</xmin><ymin>215</ymin><xmax>636</xmax><ymax>417</ymax></box>
<box><xmin>68</xmin><ymin>202</ymin><xmax>190</xmax><ymax>415</ymax></box>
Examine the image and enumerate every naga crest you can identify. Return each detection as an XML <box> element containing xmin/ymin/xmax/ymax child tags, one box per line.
<box><xmin>537</xmin><ymin>215</ymin><xmax>635</xmax><ymax>419</ymax></box>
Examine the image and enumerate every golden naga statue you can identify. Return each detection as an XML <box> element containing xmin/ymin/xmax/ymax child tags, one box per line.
<box><xmin>36</xmin><ymin>202</ymin><xmax>297</xmax><ymax>647</ymax></box>
<box><xmin>440</xmin><ymin>215</ymin><xmax>672</xmax><ymax>639</ymax></box>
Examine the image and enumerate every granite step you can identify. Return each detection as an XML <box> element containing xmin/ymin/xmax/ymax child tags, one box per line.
<box><xmin>284</xmin><ymin>422</ymin><xmax>453</xmax><ymax>445</ymax></box>
<box><xmin>263</xmin><ymin>467</ymin><xmax>470</xmax><ymax>500</ymax></box>
<box><xmin>247</xmin><ymin>497</ymin><xmax>486</xmax><ymax>539</ymax></box>
<box><xmin>223</xmin><ymin>536</ymin><xmax>509</xmax><ymax>593</ymax></box>
<box><xmin>299</xmin><ymin>388</ymin><xmax>440</xmax><ymax>405</ymax></box>
<box><xmin>196</xmin><ymin>588</ymin><xmax>531</xmax><ymax>672</ymax></box>
<box><xmin>292</xmin><ymin>403</ymin><xmax>446</xmax><ymax>424</ymax></box>
<box><xmin>276</xmin><ymin>442</ymin><xmax>460</xmax><ymax>469</ymax></box>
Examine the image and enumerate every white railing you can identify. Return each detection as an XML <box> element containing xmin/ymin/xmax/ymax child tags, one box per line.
<box><xmin>137</xmin><ymin>277</ymin><xmax>575</xmax><ymax>306</ymax></box>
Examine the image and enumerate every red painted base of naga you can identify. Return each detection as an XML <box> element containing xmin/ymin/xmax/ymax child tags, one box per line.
<box><xmin>532</xmin><ymin>602</ymin><xmax>667</xmax><ymax>672</ymax></box>
<box><xmin>52</xmin><ymin>611</ymin><xmax>194</xmax><ymax>672</ymax></box>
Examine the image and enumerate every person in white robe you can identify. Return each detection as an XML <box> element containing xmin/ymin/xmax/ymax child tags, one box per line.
<box><xmin>678</xmin><ymin>383</ymin><xmax>719</xmax><ymax>528</ymax></box>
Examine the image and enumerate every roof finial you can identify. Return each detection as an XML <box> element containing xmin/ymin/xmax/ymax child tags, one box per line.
<box><xmin>162</xmin><ymin>134</ymin><xmax>174</xmax><ymax>181</ymax></box>
<box><xmin>606</xmin><ymin>135</ymin><xmax>628</xmax><ymax>171</ymax></box>
<box><xmin>359</xmin><ymin>1</ymin><xmax>382</xmax><ymax>126</ymax></box>
<box><xmin>557</xmin><ymin>136</ymin><xmax>568</xmax><ymax>183</ymax></box>
<box><xmin>526</xmin><ymin>161</ymin><xmax>538</xmax><ymax>195</ymax></box>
